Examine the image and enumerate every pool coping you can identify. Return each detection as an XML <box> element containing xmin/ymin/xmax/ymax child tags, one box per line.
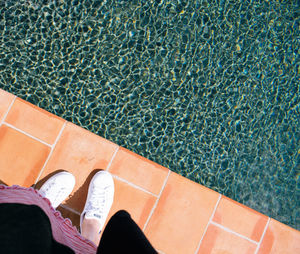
<box><xmin>0</xmin><ymin>88</ymin><xmax>299</xmax><ymax>253</ymax></box>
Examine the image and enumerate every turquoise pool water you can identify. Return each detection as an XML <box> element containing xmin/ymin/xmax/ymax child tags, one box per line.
<box><xmin>0</xmin><ymin>0</ymin><xmax>299</xmax><ymax>229</ymax></box>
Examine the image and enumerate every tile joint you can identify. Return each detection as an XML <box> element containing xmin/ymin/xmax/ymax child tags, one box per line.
<box><xmin>143</xmin><ymin>170</ymin><xmax>171</xmax><ymax>232</ymax></box>
<box><xmin>0</xmin><ymin>95</ymin><xmax>16</xmax><ymax>125</ymax></box>
<box><xmin>106</xmin><ymin>146</ymin><xmax>120</xmax><ymax>172</ymax></box>
<box><xmin>60</xmin><ymin>204</ymin><xmax>81</xmax><ymax>216</ymax></box>
<box><xmin>34</xmin><ymin>121</ymin><xmax>67</xmax><ymax>185</ymax></box>
<box><xmin>254</xmin><ymin>217</ymin><xmax>270</xmax><ymax>254</ymax></box>
<box><xmin>3</xmin><ymin>122</ymin><xmax>52</xmax><ymax>147</ymax></box>
<box><xmin>1</xmin><ymin>93</ymin><xmax>276</xmax><ymax>253</ymax></box>
<box><xmin>194</xmin><ymin>194</ymin><xmax>222</xmax><ymax>254</ymax></box>
<box><xmin>112</xmin><ymin>174</ymin><xmax>159</xmax><ymax>198</ymax></box>
<box><xmin>211</xmin><ymin>221</ymin><xmax>259</xmax><ymax>245</ymax></box>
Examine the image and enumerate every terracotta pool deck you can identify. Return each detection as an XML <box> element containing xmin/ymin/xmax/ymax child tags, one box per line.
<box><xmin>0</xmin><ymin>88</ymin><xmax>299</xmax><ymax>253</ymax></box>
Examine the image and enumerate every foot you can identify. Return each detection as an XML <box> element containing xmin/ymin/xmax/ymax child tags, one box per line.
<box><xmin>81</xmin><ymin>217</ymin><xmax>102</xmax><ymax>245</ymax></box>
<box><xmin>80</xmin><ymin>171</ymin><xmax>114</xmax><ymax>237</ymax></box>
<box><xmin>38</xmin><ymin>172</ymin><xmax>75</xmax><ymax>209</ymax></box>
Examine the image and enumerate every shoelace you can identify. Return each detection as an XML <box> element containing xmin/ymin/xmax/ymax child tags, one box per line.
<box><xmin>43</xmin><ymin>181</ymin><xmax>68</xmax><ymax>204</ymax></box>
<box><xmin>86</xmin><ymin>186</ymin><xmax>111</xmax><ymax>218</ymax></box>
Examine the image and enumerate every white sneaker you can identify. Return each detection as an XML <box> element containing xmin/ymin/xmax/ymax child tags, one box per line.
<box><xmin>80</xmin><ymin>171</ymin><xmax>114</xmax><ymax>233</ymax></box>
<box><xmin>38</xmin><ymin>172</ymin><xmax>75</xmax><ymax>209</ymax></box>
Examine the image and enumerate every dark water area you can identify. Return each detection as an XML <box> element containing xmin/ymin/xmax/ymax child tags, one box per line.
<box><xmin>0</xmin><ymin>0</ymin><xmax>299</xmax><ymax>229</ymax></box>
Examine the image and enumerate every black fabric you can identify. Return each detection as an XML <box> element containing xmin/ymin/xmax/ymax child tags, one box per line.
<box><xmin>98</xmin><ymin>210</ymin><xmax>158</xmax><ymax>254</ymax></box>
<box><xmin>0</xmin><ymin>203</ymin><xmax>74</xmax><ymax>254</ymax></box>
<box><xmin>0</xmin><ymin>204</ymin><xmax>157</xmax><ymax>254</ymax></box>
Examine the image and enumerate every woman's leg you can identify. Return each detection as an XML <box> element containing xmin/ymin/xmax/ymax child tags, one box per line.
<box><xmin>0</xmin><ymin>203</ymin><xmax>74</xmax><ymax>254</ymax></box>
<box><xmin>97</xmin><ymin>210</ymin><xmax>158</xmax><ymax>254</ymax></box>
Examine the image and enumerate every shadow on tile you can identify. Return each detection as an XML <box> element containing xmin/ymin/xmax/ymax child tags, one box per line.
<box><xmin>57</xmin><ymin>205</ymin><xmax>81</xmax><ymax>232</ymax></box>
<box><xmin>0</xmin><ymin>179</ymin><xmax>8</xmax><ymax>185</ymax></box>
<box><xmin>33</xmin><ymin>169</ymin><xmax>67</xmax><ymax>189</ymax></box>
<box><xmin>63</xmin><ymin>169</ymin><xmax>104</xmax><ymax>212</ymax></box>
<box><xmin>35</xmin><ymin>168</ymin><xmax>106</xmax><ymax>213</ymax></box>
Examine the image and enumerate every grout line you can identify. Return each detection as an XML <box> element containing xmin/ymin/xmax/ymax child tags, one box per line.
<box><xmin>3</xmin><ymin>122</ymin><xmax>52</xmax><ymax>147</ymax></box>
<box><xmin>0</xmin><ymin>95</ymin><xmax>16</xmax><ymax>125</ymax></box>
<box><xmin>1</xmin><ymin>94</ymin><xmax>272</xmax><ymax>253</ymax></box>
<box><xmin>194</xmin><ymin>194</ymin><xmax>222</xmax><ymax>254</ymax></box>
<box><xmin>106</xmin><ymin>146</ymin><xmax>120</xmax><ymax>172</ymax></box>
<box><xmin>60</xmin><ymin>204</ymin><xmax>81</xmax><ymax>216</ymax></box>
<box><xmin>112</xmin><ymin>174</ymin><xmax>159</xmax><ymax>197</ymax></box>
<box><xmin>254</xmin><ymin>217</ymin><xmax>270</xmax><ymax>254</ymax></box>
<box><xmin>34</xmin><ymin>121</ymin><xmax>67</xmax><ymax>185</ymax></box>
<box><xmin>143</xmin><ymin>170</ymin><xmax>171</xmax><ymax>232</ymax></box>
<box><xmin>211</xmin><ymin>221</ymin><xmax>259</xmax><ymax>245</ymax></box>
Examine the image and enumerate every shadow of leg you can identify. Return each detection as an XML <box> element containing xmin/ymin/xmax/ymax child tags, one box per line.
<box><xmin>62</xmin><ymin>169</ymin><xmax>105</xmax><ymax>213</ymax></box>
<box><xmin>33</xmin><ymin>169</ymin><xmax>67</xmax><ymax>189</ymax></box>
<box><xmin>33</xmin><ymin>169</ymin><xmax>106</xmax><ymax>231</ymax></box>
<box><xmin>0</xmin><ymin>179</ymin><xmax>8</xmax><ymax>186</ymax></box>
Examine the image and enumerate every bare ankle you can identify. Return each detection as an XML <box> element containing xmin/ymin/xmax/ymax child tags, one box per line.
<box><xmin>81</xmin><ymin>217</ymin><xmax>101</xmax><ymax>245</ymax></box>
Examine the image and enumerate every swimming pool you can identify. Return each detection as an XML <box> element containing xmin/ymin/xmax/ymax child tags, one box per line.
<box><xmin>0</xmin><ymin>0</ymin><xmax>299</xmax><ymax>229</ymax></box>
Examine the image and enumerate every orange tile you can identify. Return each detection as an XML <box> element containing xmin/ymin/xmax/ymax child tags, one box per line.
<box><xmin>213</xmin><ymin>196</ymin><xmax>268</xmax><ymax>242</ymax></box>
<box><xmin>0</xmin><ymin>125</ymin><xmax>50</xmax><ymax>187</ymax></box>
<box><xmin>257</xmin><ymin>219</ymin><xmax>300</xmax><ymax>254</ymax></box>
<box><xmin>5</xmin><ymin>98</ymin><xmax>65</xmax><ymax>144</ymax></box>
<box><xmin>198</xmin><ymin>224</ymin><xmax>257</xmax><ymax>254</ymax></box>
<box><xmin>108</xmin><ymin>147</ymin><xmax>169</xmax><ymax>195</ymax></box>
<box><xmin>37</xmin><ymin>122</ymin><xmax>119</xmax><ymax>210</ymax></box>
<box><xmin>0</xmin><ymin>89</ymin><xmax>15</xmax><ymax>122</ymax></box>
<box><xmin>105</xmin><ymin>178</ymin><xmax>157</xmax><ymax>230</ymax></box>
<box><xmin>144</xmin><ymin>172</ymin><xmax>220</xmax><ymax>254</ymax></box>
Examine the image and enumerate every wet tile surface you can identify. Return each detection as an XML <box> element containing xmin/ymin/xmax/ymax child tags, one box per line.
<box><xmin>0</xmin><ymin>125</ymin><xmax>50</xmax><ymax>187</ymax></box>
<box><xmin>145</xmin><ymin>172</ymin><xmax>220</xmax><ymax>254</ymax></box>
<box><xmin>109</xmin><ymin>147</ymin><xmax>169</xmax><ymax>195</ymax></box>
<box><xmin>0</xmin><ymin>89</ymin><xmax>15</xmax><ymax>122</ymax></box>
<box><xmin>198</xmin><ymin>224</ymin><xmax>257</xmax><ymax>254</ymax></box>
<box><xmin>5</xmin><ymin>98</ymin><xmax>65</xmax><ymax>144</ymax></box>
<box><xmin>213</xmin><ymin>196</ymin><xmax>269</xmax><ymax>242</ymax></box>
<box><xmin>257</xmin><ymin>219</ymin><xmax>300</xmax><ymax>254</ymax></box>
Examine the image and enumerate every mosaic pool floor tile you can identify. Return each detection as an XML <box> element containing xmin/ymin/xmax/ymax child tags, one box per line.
<box><xmin>5</xmin><ymin>98</ymin><xmax>65</xmax><ymax>145</ymax></box>
<box><xmin>108</xmin><ymin>147</ymin><xmax>169</xmax><ymax>196</ymax></box>
<box><xmin>0</xmin><ymin>125</ymin><xmax>50</xmax><ymax>187</ymax></box>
